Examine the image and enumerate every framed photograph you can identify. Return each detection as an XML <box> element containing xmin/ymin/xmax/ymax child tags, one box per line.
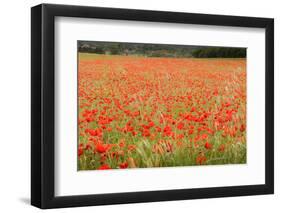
<box><xmin>31</xmin><ymin>3</ymin><xmax>274</xmax><ymax>209</ymax></box>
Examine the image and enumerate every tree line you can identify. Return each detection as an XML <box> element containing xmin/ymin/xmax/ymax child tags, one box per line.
<box><xmin>191</xmin><ymin>47</ymin><xmax>246</xmax><ymax>58</ymax></box>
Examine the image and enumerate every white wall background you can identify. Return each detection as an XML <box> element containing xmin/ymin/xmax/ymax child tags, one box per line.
<box><xmin>0</xmin><ymin>0</ymin><xmax>279</xmax><ymax>212</ymax></box>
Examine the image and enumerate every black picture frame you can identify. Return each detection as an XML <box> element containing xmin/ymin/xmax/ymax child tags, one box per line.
<box><xmin>31</xmin><ymin>3</ymin><xmax>274</xmax><ymax>209</ymax></box>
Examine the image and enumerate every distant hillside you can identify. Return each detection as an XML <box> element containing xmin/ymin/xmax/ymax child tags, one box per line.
<box><xmin>78</xmin><ymin>41</ymin><xmax>246</xmax><ymax>58</ymax></box>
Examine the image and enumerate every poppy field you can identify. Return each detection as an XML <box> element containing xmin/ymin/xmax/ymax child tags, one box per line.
<box><xmin>78</xmin><ymin>53</ymin><xmax>246</xmax><ymax>170</ymax></box>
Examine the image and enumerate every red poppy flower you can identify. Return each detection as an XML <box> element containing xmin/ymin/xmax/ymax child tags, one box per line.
<box><xmin>177</xmin><ymin>134</ymin><xmax>184</xmax><ymax>139</ymax></box>
<box><xmin>98</xmin><ymin>164</ymin><xmax>110</xmax><ymax>170</ymax></box>
<box><xmin>148</xmin><ymin>121</ymin><xmax>155</xmax><ymax>127</ymax></box>
<box><xmin>196</xmin><ymin>154</ymin><xmax>207</xmax><ymax>165</ymax></box>
<box><xmin>142</xmin><ymin>129</ymin><xmax>151</xmax><ymax>137</ymax></box>
<box><xmin>240</xmin><ymin>124</ymin><xmax>246</xmax><ymax>132</ymax></box>
<box><xmin>204</xmin><ymin>141</ymin><xmax>212</xmax><ymax>150</ymax></box>
<box><xmin>95</xmin><ymin>143</ymin><xmax>110</xmax><ymax>153</ymax></box>
<box><xmin>188</xmin><ymin>129</ymin><xmax>194</xmax><ymax>135</ymax></box>
<box><xmin>201</xmin><ymin>134</ymin><xmax>208</xmax><ymax>140</ymax></box>
<box><xmin>119</xmin><ymin>162</ymin><xmax>128</xmax><ymax>169</ymax></box>
<box><xmin>78</xmin><ymin>148</ymin><xmax>84</xmax><ymax>157</ymax></box>
<box><xmin>177</xmin><ymin>122</ymin><xmax>184</xmax><ymax>130</ymax></box>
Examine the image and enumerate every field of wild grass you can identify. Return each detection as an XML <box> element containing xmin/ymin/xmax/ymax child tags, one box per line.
<box><xmin>78</xmin><ymin>53</ymin><xmax>246</xmax><ymax>170</ymax></box>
